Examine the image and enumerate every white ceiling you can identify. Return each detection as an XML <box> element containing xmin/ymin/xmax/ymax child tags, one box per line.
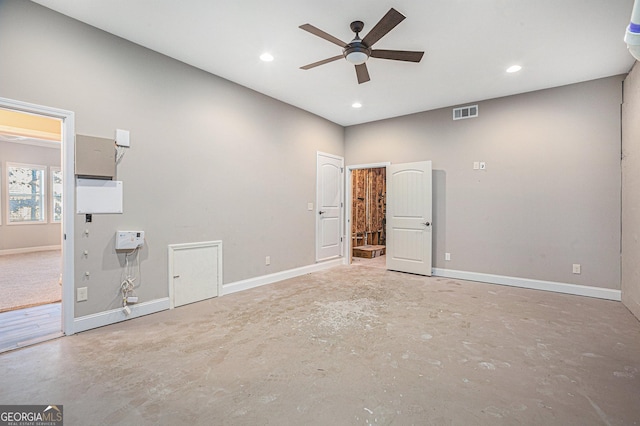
<box><xmin>31</xmin><ymin>0</ymin><xmax>637</xmax><ymax>126</ymax></box>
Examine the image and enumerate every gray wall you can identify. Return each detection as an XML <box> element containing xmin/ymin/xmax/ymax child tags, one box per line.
<box><xmin>0</xmin><ymin>0</ymin><xmax>343</xmax><ymax>317</ymax></box>
<box><xmin>345</xmin><ymin>76</ymin><xmax>623</xmax><ymax>289</ymax></box>
<box><xmin>0</xmin><ymin>140</ymin><xmax>61</xmax><ymax>251</ymax></box>
<box><xmin>622</xmin><ymin>62</ymin><xmax>640</xmax><ymax>320</ymax></box>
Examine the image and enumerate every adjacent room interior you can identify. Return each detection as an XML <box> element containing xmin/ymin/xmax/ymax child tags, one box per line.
<box><xmin>0</xmin><ymin>108</ymin><xmax>63</xmax><ymax>352</ymax></box>
<box><xmin>0</xmin><ymin>0</ymin><xmax>639</xmax><ymax>424</ymax></box>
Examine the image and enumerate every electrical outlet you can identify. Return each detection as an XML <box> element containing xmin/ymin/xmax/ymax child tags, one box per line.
<box><xmin>445</xmin><ymin>253</ymin><xmax>451</xmax><ymax>261</ymax></box>
<box><xmin>266</xmin><ymin>256</ymin><xmax>271</xmax><ymax>266</ymax></box>
<box><xmin>77</xmin><ymin>287</ymin><xmax>88</xmax><ymax>302</ymax></box>
<box><xmin>573</xmin><ymin>264</ymin><xmax>581</xmax><ymax>274</ymax></box>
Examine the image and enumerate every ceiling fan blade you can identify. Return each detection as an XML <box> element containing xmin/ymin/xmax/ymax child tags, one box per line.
<box><xmin>300</xmin><ymin>55</ymin><xmax>344</xmax><ymax>70</ymax></box>
<box><xmin>371</xmin><ymin>49</ymin><xmax>424</xmax><ymax>62</ymax></box>
<box><xmin>355</xmin><ymin>63</ymin><xmax>370</xmax><ymax>84</ymax></box>
<box><xmin>299</xmin><ymin>24</ymin><xmax>347</xmax><ymax>47</ymax></box>
<box><xmin>362</xmin><ymin>8</ymin><xmax>406</xmax><ymax>48</ymax></box>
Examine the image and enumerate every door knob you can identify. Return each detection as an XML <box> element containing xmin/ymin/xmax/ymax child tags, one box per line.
<box><xmin>423</xmin><ymin>221</ymin><xmax>431</xmax><ymax>227</ymax></box>
<box><xmin>319</xmin><ymin>210</ymin><xmax>326</xmax><ymax>215</ymax></box>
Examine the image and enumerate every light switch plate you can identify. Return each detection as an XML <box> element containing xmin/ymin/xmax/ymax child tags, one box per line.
<box><xmin>77</xmin><ymin>287</ymin><xmax>88</xmax><ymax>302</ymax></box>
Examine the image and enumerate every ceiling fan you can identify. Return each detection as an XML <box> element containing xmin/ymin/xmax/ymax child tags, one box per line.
<box><xmin>299</xmin><ymin>8</ymin><xmax>424</xmax><ymax>84</ymax></box>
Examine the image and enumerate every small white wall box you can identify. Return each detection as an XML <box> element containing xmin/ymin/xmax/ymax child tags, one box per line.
<box><xmin>115</xmin><ymin>129</ymin><xmax>130</xmax><ymax>147</ymax></box>
<box><xmin>116</xmin><ymin>231</ymin><xmax>145</xmax><ymax>250</ymax></box>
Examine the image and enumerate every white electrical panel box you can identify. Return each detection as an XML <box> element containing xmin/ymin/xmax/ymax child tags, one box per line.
<box><xmin>76</xmin><ymin>179</ymin><xmax>123</xmax><ymax>214</ymax></box>
<box><xmin>115</xmin><ymin>129</ymin><xmax>130</xmax><ymax>147</ymax></box>
<box><xmin>116</xmin><ymin>231</ymin><xmax>145</xmax><ymax>250</ymax></box>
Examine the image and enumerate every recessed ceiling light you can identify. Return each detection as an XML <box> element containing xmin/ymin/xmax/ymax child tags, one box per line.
<box><xmin>260</xmin><ymin>52</ymin><xmax>274</xmax><ymax>62</ymax></box>
<box><xmin>352</xmin><ymin>102</ymin><xmax>362</xmax><ymax>109</ymax></box>
<box><xmin>506</xmin><ymin>65</ymin><xmax>522</xmax><ymax>73</ymax></box>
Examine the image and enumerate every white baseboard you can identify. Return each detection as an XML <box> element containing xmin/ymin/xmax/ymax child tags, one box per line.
<box><xmin>223</xmin><ymin>258</ymin><xmax>343</xmax><ymax>296</ymax></box>
<box><xmin>73</xmin><ymin>297</ymin><xmax>170</xmax><ymax>334</ymax></box>
<box><xmin>0</xmin><ymin>245</ymin><xmax>61</xmax><ymax>256</ymax></box>
<box><xmin>71</xmin><ymin>259</ymin><xmax>342</xmax><ymax>334</ymax></box>
<box><xmin>432</xmin><ymin>268</ymin><xmax>621</xmax><ymax>301</ymax></box>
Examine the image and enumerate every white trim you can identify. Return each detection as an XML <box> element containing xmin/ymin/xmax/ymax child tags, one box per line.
<box><xmin>74</xmin><ymin>259</ymin><xmax>340</xmax><ymax>332</ymax></box>
<box><xmin>0</xmin><ymin>245</ymin><xmax>61</xmax><ymax>256</ymax></box>
<box><xmin>223</xmin><ymin>258</ymin><xmax>342</xmax><ymax>296</ymax></box>
<box><xmin>0</xmin><ymin>97</ymin><xmax>75</xmax><ymax>336</ymax></box>
<box><xmin>0</xmin><ymin>134</ymin><xmax>61</xmax><ymax>149</ymax></box>
<box><xmin>316</xmin><ymin>151</ymin><xmax>344</xmax><ymax>162</ymax></box>
<box><xmin>50</xmin><ymin>167</ymin><xmax>62</xmax><ymax>223</ymax></box>
<box><xmin>73</xmin><ymin>298</ymin><xmax>170</xmax><ymax>334</ymax></box>
<box><xmin>432</xmin><ymin>268</ymin><xmax>622</xmax><ymax>301</ymax></box>
<box><xmin>345</xmin><ymin>162</ymin><xmax>391</xmax><ymax>265</ymax></box>
<box><xmin>168</xmin><ymin>240</ymin><xmax>223</xmax><ymax>309</ymax></box>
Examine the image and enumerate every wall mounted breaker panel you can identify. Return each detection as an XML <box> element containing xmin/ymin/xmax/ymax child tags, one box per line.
<box><xmin>75</xmin><ymin>134</ymin><xmax>116</xmax><ymax>179</ymax></box>
<box><xmin>116</xmin><ymin>231</ymin><xmax>145</xmax><ymax>249</ymax></box>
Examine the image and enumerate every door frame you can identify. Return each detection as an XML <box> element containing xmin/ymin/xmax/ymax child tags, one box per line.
<box><xmin>316</xmin><ymin>151</ymin><xmax>345</xmax><ymax>262</ymax></box>
<box><xmin>0</xmin><ymin>97</ymin><xmax>76</xmax><ymax>335</ymax></box>
<box><xmin>344</xmin><ymin>162</ymin><xmax>391</xmax><ymax>265</ymax></box>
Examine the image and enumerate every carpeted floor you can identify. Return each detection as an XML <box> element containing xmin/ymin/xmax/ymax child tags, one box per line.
<box><xmin>0</xmin><ymin>250</ymin><xmax>62</xmax><ymax>312</ymax></box>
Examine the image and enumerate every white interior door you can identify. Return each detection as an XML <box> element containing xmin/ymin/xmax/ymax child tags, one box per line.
<box><xmin>316</xmin><ymin>152</ymin><xmax>343</xmax><ymax>261</ymax></box>
<box><xmin>386</xmin><ymin>161</ymin><xmax>432</xmax><ymax>275</ymax></box>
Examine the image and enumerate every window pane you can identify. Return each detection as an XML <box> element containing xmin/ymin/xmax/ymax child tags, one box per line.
<box><xmin>52</xmin><ymin>169</ymin><xmax>63</xmax><ymax>222</ymax></box>
<box><xmin>8</xmin><ymin>166</ymin><xmax>46</xmax><ymax>222</ymax></box>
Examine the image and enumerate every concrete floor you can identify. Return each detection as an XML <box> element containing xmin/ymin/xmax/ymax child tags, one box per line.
<box><xmin>1</xmin><ymin>265</ymin><xmax>639</xmax><ymax>425</ymax></box>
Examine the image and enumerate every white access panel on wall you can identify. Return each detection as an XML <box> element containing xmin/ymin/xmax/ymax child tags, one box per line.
<box><xmin>76</xmin><ymin>178</ymin><xmax>123</xmax><ymax>214</ymax></box>
<box><xmin>168</xmin><ymin>241</ymin><xmax>223</xmax><ymax>308</ymax></box>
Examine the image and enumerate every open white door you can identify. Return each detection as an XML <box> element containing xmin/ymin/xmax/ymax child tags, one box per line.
<box><xmin>386</xmin><ymin>161</ymin><xmax>432</xmax><ymax>275</ymax></box>
<box><xmin>316</xmin><ymin>152</ymin><xmax>343</xmax><ymax>261</ymax></box>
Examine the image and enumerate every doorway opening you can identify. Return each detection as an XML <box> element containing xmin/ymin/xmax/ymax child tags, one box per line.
<box><xmin>348</xmin><ymin>165</ymin><xmax>388</xmax><ymax>269</ymax></box>
<box><xmin>347</xmin><ymin>161</ymin><xmax>433</xmax><ymax>275</ymax></box>
<box><xmin>0</xmin><ymin>99</ymin><xmax>75</xmax><ymax>352</ymax></box>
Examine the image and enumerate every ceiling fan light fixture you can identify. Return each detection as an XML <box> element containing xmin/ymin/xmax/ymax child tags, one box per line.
<box><xmin>352</xmin><ymin>102</ymin><xmax>363</xmax><ymax>108</ymax></box>
<box><xmin>345</xmin><ymin>51</ymin><xmax>368</xmax><ymax>65</ymax></box>
<box><xmin>506</xmin><ymin>64</ymin><xmax>522</xmax><ymax>73</ymax></box>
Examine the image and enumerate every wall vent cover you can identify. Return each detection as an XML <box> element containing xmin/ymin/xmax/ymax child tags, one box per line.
<box><xmin>453</xmin><ymin>105</ymin><xmax>478</xmax><ymax>120</ymax></box>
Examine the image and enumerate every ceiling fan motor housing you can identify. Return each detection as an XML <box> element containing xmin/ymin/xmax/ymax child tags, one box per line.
<box><xmin>344</xmin><ymin>21</ymin><xmax>370</xmax><ymax>64</ymax></box>
<box><xmin>343</xmin><ymin>42</ymin><xmax>371</xmax><ymax>64</ymax></box>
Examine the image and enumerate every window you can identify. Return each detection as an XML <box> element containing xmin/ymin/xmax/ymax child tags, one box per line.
<box><xmin>51</xmin><ymin>167</ymin><xmax>62</xmax><ymax>223</ymax></box>
<box><xmin>7</xmin><ymin>163</ymin><xmax>47</xmax><ymax>223</ymax></box>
